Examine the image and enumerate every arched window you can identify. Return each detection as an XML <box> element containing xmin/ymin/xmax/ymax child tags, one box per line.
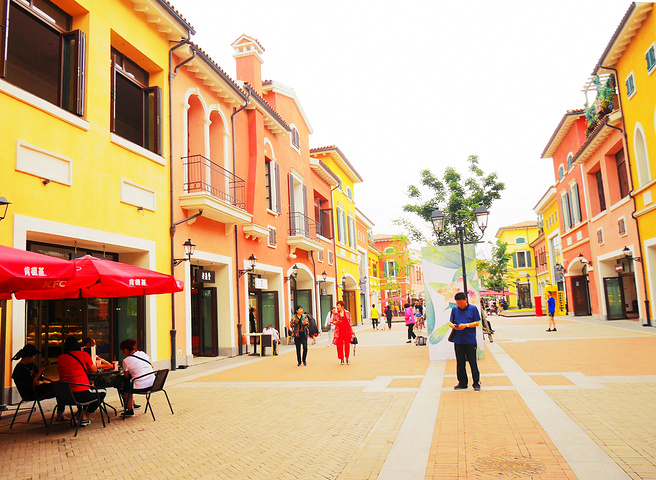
<box><xmin>558</xmin><ymin>165</ymin><xmax>565</xmax><ymax>180</ymax></box>
<box><xmin>567</xmin><ymin>153</ymin><xmax>574</xmax><ymax>170</ymax></box>
<box><xmin>346</xmin><ymin>186</ymin><xmax>353</xmax><ymax>201</ymax></box>
<box><xmin>290</xmin><ymin>125</ymin><xmax>300</xmax><ymax>150</ymax></box>
<box><xmin>516</xmin><ymin>237</ymin><xmax>526</xmax><ymax>244</ymax></box>
<box><xmin>635</xmin><ymin>123</ymin><xmax>650</xmax><ymax>185</ymax></box>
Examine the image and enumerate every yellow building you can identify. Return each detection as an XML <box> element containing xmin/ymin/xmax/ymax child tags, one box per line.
<box><xmin>310</xmin><ymin>147</ymin><xmax>363</xmax><ymax>324</ymax></box>
<box><xmin>355</xmin><ymin>207</ymin><xmax>379</xmax><ymax>322</ymax></box>
<box><xmin>593</xmin><ymin>3</ymin><xmax>656</xmax><ymax>322</ymax></box>
<box><xmin>1</xmin><ymin>0</ymin><xmax>193</xmax><ymax>399</ymax></box>
<box><xmin>495</xmin><ymin>221</ymin><xmax>540</xmax><ymax>309</ymax></box>
<box><xmin>533</xmin><ymin>186</ymin><xmax>566</xmax><ymax>292</ymax></box>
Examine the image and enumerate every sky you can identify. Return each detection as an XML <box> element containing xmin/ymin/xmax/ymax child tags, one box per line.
<box><xmin>176</xmin><ymin>0</ymin><xmax>632</xmax><ymax>254</ymax></box>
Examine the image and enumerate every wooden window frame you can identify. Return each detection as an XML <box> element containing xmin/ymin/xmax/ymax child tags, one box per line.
<box><xmin>1</xmin><ymin>0</ymin><xmax>84</xmax><ymax>115</ymax></box>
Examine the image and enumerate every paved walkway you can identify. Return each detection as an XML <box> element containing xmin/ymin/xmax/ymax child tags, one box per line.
<box><xmin>1</xmin><ymin>316</ymin><xmax>655</xmax><ymax>479</ymax></box>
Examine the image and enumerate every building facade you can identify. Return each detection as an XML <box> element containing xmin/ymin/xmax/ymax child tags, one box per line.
<box><xmin>495</xmin><ymin>222</ymin><xmax>539</xmax><ymax>309</ymax></box>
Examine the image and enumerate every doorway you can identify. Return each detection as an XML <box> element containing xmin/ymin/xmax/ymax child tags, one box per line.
<box><xmin>603</xmin><ymin>277</ymin><xmax>626</xmax><ymax>320</ymax></box>
<box><xmin>343</xmin><ymin>291</ymin><xmax>357</xmax><ymax>325</ymax></box>
<box><xmin>191</xmin><ymin>287</ymin><xmax>218</xmax><ymax>356</ymax></box>
<box><xmin>570</xmin><ymin>275</ymin><xmax>591</xmax><ymax>316</ymax></box>
<box><xmin>320</xmin><ymin>294</ymin><xmax>333</xmax><ymax>329</ymax></box>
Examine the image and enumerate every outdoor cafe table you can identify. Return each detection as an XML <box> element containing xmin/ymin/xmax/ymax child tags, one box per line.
<box><xmin>89</xmin><ymin>369</ymin><xmax>124</xmax><ymax>416</ymax></box>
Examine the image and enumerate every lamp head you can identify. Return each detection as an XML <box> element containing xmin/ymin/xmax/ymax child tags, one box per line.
<box><xmin>183</xmin><ymin>238</ymin><xmax>196</xmax><ymax>258</ymax></box>
<box><xmin>474</xmin><ymin>205</ymin><xmax>489</xmax><ymax>231</ymax></box>
<box><xmin>430</xmin><ymin>209</ymin><xmax>444</xmax><ymax>234</ymax></box>
<box><xmin>248</xmin><ymin>254</ymin><xmax>257</xmax><ymax>270</ymax></box>
<box><xmin>0</xmin><ymin>196</ymin><xmax>10</xmax><ymax>221</ymax></box>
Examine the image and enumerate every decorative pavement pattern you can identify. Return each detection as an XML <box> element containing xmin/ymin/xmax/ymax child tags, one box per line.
<box><xmin>1</xmin><ymin>316</ymin><xmax>655</xmax><ymax>479</ymax></box>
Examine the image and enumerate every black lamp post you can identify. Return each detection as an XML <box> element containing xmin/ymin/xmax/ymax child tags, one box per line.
<box><xmin>173</xmin><ymin>238</ymin><xmax>196</xmax><ymax>267</ymax></box>
<box><xmin>431</xmin><ymin>206</ymin><xmax>489</xmax><ymax>297</ymax></box>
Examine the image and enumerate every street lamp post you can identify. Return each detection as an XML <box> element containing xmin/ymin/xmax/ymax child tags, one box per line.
<box><xmin>431</xmin><ymin>206</ymin><xmax>489</xmax><ymax>296</ymax></box>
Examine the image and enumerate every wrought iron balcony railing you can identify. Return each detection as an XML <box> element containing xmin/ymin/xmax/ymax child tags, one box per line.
<box><xmin>183</xmin><ymin>154</ymin><xmax>246</xmax><ymax>210</ymax></box>
<box><xmin>289</xmin><ymin>211</ymin><xmax>320</xmax><ymax>241</ymax></box>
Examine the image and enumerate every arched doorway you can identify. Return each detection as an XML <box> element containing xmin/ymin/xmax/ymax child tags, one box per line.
<box><xmin>567</xmin><ymin>257</ymin><xmax>591</xmax><ymax>316</ymax></box>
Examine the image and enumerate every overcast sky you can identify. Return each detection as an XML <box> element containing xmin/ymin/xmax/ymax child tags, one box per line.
<box><xmin>178</xmin><ymin>0</ymin><xmax>632</xmax><ymax>252</ymax></box>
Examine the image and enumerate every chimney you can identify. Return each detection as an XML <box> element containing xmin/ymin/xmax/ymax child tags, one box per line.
<box><xmin>232</xmin><ymin>34</ymin><xmax>264</xmax><ymax>94</ymax></box>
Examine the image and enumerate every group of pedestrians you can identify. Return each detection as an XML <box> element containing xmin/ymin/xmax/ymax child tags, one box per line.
<box><xmin>290</xmin><ymin>301</ymin><xmax>355</xmax><ymax>366</ymax></box>
<box><xmin>12</xmin><ymin>336</ymin><xmax>155</xmax><ymax>427</ymax></box>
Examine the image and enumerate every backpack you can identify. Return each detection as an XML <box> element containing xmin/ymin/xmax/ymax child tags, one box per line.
<box><xmin>416</xmin><ymin>336</ymin><xmax>427</xmax><ymax>346</ymax></box>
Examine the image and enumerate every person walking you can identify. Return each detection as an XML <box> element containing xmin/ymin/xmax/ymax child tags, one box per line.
<box><xmin>449</xmin><ymin>292</ymin><xmax>481</xmax><ymax>390</ymax></box>
<box><xmin>290</xmin><ymin>305</ymin><xmax>309</xmax><ymax>366</ymax></box>
<box><xmin>404</xmin><ymin>303</ymin><xmax>416</xmax><ymax>343</ymax></box>
<box><xmin>547</xmin><ymin>291</ymin><xmax>557</xmax><ymax>332</ymax></box>
<box><xmin>371</xmin><ymin>304</ymin><xmax>380</xmax><ymax>330</ymax></box>
<box><xmin>333</xmin><ymin>300</ymin><xmax>354</xmax><ymax>365</ymax></box>
<box><xmin>385</xmin><ymin>304</ymin><xmax>393</xmax><ymax>330</ymax></box>
<box><xmin>307</xmin><ymin>313</ymin><xmax>320</xmax><ymax>345</ymax></box>
<box><xmin>325</xmin><ymin>307</ymin><xmax>336</xmax><ymax>346</ymax></box>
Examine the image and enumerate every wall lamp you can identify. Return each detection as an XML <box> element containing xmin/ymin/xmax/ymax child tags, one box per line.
<box><xmin>284</xmin><ymin>264</ymin><xmax>299</xmax><ymax>283</ymax></box>
<box><xmin>578</xmin><ymin>253</ymin><xmax>591</xmax><ymax>266</ymax></box>
<box><xmin>622</xmin><ymin>246</ymin><xmax>641</xmax><ymax>263</ymax></box>
<box><xmin>173</xmin><ymin>239</ymin><xmax>196</xmax><ymax>267</ymax></box>
<box><xmin>238</xmin><ymin>254</ymin><xmax>258</xmax><ymax>277</ymax></box>
<box><xmin>316</xmin><ymin>270</ymin><xmax>328</xmax><ymax>285</ymax></box>
<box><xmin>0</xmin><ymin>196</ymin><xmax>10</xmax><ymax>221</ymax></box>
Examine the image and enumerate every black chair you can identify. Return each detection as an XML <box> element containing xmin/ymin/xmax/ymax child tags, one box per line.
<box><xmin>126</xmin><ymin>369</ymin><xmax>173</xmax><ymax>421</ymax></box>
<box><xmin>9</xmin><ymin>381</ymin><xmax>51</xmax><ymax>433</ymax></box>
<box><xmin>49</xmin><ymin>382</ymin><xmax>106</xmax><ymax>437</ymax></box>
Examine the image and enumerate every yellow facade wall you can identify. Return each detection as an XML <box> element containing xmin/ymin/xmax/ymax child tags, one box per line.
<box><xmin>0</xmin><ymin>0</ymin><xmax>186</xmax><ymax>367</ymax></box>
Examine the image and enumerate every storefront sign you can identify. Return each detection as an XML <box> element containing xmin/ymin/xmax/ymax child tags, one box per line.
<box><xmin>195</xmin><ymin>269</ymin><xmax>215</xmax><ymax>283</ymax></box>
<box><xmin>615</xmin><ymin>264</ymin><xmax>624</xmax><ymax>272</ymax></box>
<box><xmin>254</xmin><ymin>277</ymin><xmax>268</xmax><ymax>289</ymax></box>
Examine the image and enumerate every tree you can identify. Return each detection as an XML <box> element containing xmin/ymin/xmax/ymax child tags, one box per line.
<box><xmin>396</xmin><ymin>155</ymin><xmax>505</xmax><ymax>244</ymax></box>
<box><xmin>477</xmin><ymin>240</ymin><xmax>512</xmax><ymax>292</ymax></box>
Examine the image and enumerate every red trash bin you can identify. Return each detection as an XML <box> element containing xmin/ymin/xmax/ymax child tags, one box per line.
<box><xmin>534</xmin><ymin>296</ymin><xmax>543</xmax><ymax>316</ymax></box>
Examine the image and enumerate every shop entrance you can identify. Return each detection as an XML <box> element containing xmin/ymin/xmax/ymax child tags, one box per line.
<box><xmin>570</xmin><ymin>275</ymin><xmax>591</xmax><ymax>316</ymax></box>
<box><xmin>343</xmin><ymin>290</ymin><xmax>357</xmax><ymax>325</ymax></box>
<box><xmin>249</xmin><ymin>290</ymin><xmax>279</xmax><ymax>333</ymax></box>
<box><xmin>191</xmin><ymin>287</ymin><xmax>217</xmax><ymax>356</ymax></box>
<box><xmin>603</xmin><ymin>277</ymin><xmax>626</xmax><ymax>320</ymax></box>
<box><xmin>26</xmin><ymin>296</ymin><xmax>145</xmax><ymax>366</ymax></box>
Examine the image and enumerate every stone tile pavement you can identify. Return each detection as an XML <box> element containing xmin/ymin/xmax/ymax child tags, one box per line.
<box><xmin>1</xmin><ymin>316</ymin><xmax>655</xmax><ymax>479</ymax></box>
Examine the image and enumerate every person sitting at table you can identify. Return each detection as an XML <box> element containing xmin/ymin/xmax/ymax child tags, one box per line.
<box><xmin>57</xmin><ymin>336</ymin><xmax>106</xmax><ymax>427</ymax></box>
<box><xmin>83</xmin><ymin>337</ymin><xmax>114</xmax><ymax>370</ymax></box>
<box><xmin>119</xmin><ymin>339</ymin><xmax>154</xmax><ymax>418</ymax></box>
<box><xmin>12</xmin><ymin>344</ymin><xmax>67</xmax><ymax>422</ymax></box>
<box><xmin>263</xmin><ymin>324</ymin><xmax>280</xmax><ymax>356</ymax></box>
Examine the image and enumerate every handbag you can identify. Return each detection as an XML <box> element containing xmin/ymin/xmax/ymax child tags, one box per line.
<box><xmin>351</xmin><ymin>334</ymin><xmax>358</xmax><ymax>345</ymax></box>
<box><xmin>448</xmin><ymin>328</ymin><xmax>456</xmax><ymax>342</ymax></box>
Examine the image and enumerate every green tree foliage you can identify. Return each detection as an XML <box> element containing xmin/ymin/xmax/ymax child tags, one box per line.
<box><xmin>477</xmin><ymin>240</ymin><xmax>512</xmax><ymax>292</ymax></box>
<box><xmin>397</xmin><ymin>155</ymin><xmax>505</xmax><ymax>244</ymax></box>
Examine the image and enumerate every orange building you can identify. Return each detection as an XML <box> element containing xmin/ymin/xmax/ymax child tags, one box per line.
<box><xmin>373</xmin><ymin>234</ymin><xmax>413</xmax><ymax>313</ymax></box>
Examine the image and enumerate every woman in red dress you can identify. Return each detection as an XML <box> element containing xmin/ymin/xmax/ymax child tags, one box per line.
<box><xmin>332</xmin><ymin>300</ymin><xmax>354</xmax><ymax>365</ymax></box>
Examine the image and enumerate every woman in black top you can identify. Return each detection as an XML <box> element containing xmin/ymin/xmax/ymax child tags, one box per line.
<box><xmin>12</xmin><ymin>344</ymin><xmax>65</xmax><ymax>420</ymax></box>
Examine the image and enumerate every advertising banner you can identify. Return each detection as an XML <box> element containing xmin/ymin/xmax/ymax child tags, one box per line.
<box><xmin>421</xmin><ymin>244</ymin><xmax>484</xmax><ymax>361</ymax></box>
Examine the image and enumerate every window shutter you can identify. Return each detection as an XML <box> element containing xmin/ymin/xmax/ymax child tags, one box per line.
<box><xmin>512</xmin><ymin>253</ymin><xmax>517</xmax><ymax>268</ymax></box>
<box><xmin>274</xmin><ymin>163</ymin><xmax>281</xmax><ymax>214</ymax></box>
<box><xmin>302</xmin><ymin>184</ymin><xmax>309</xmax><ymax>235</ymax></box>
<box><xmin>288</xmin><ymin>174</ymin><xmax>294</xmax><ymax>212</ymax></box>
<box><xmin>110</xmin><ymin>57</ymin><xmax>116</xmax><ymax>132</ymax></box>
<box><xmin>63</xmin><ymin>30</ymin><xmax>86</xmax><ymax>117</ymax></box>
<box><xmin>0</xmin><ymin>0</ymin><xmax>9</xmax><ymax>78</ymax></box>
<box><xmin>144</xmin><ymin>86</ymin><xmax>162</xmax><ymax>155</ymax></box>
<box><xmin>527</xmin><ymin>252</ymin><xmax>532</xmax><ymax>267</ymax></box>
<box><xmin>384</xmin><ymin>262</ymin><xmax>389</xmax><ymax>277</ymax></box>
<box><xmin>571</xmin><ymin>184</ymin><xmax>581</xmax><ymax>224</ymax></box>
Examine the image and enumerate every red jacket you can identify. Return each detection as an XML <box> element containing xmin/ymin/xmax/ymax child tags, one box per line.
<box><xmin>332</xmin><ymin>310</ymin><xmax>353</xmax><ymax>344</ymax></box>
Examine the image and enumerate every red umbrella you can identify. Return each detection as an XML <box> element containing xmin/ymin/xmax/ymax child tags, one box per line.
<box><xmin>0</xmin><ymin>245</ymin><xmax>76</xmax><ymax>300</ymax></box>
<box><xmin>14</xmin><ymin>255</ymin><xmax>183</xmax><ymax>300</ymax></box>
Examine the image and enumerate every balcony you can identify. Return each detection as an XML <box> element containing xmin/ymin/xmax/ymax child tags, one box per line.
<box><xmin>179</xmin><ymin>154</ymin><xmax>252</xmax><ymax>234</ymax></box>
<box><xmin>287</xmin><ymin>211</ymin><xmax>323</xmax><ymax>254</ymax></box>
